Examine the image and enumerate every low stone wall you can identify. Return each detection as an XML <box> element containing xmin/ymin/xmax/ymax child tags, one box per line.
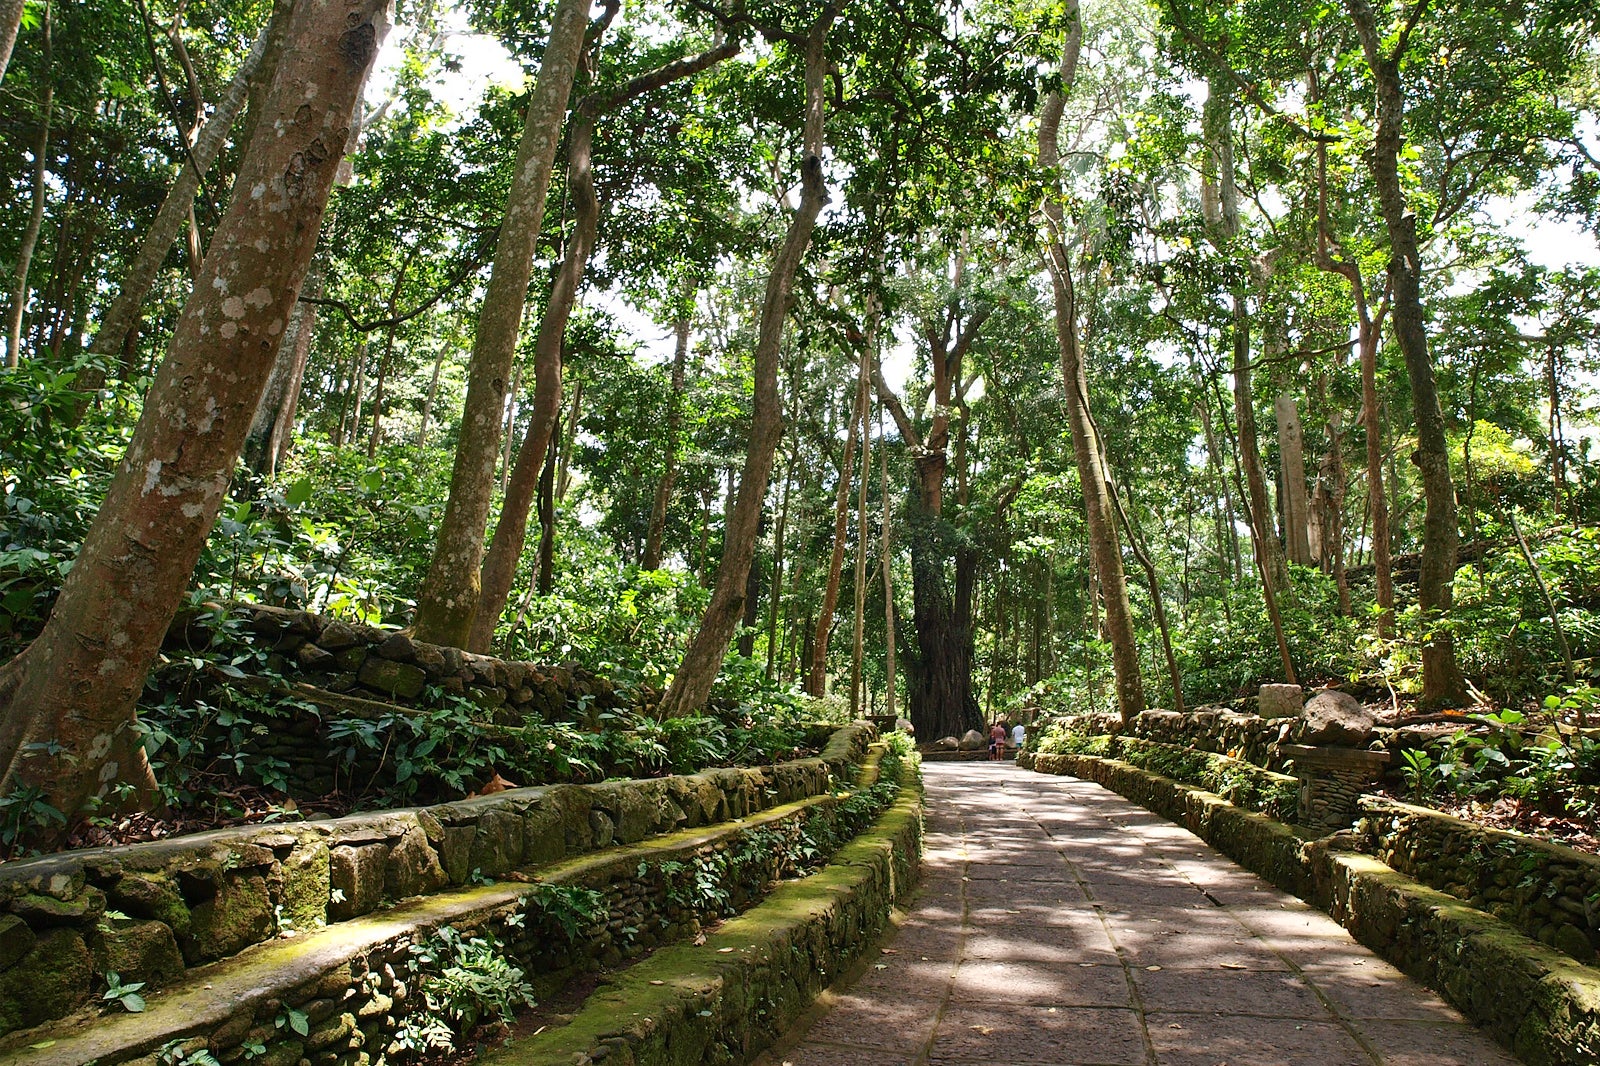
<box><xmin>482</xmin><ymin>763</ymin><xmax>924</xmax><ymax>1065</ymax></box>
<box><xmin>1027</xmin><ymin>752</ymin><xmax>1600</xmax><ymax>1066</ymax></box>
<box><xmin>1038</xmin><ymin>709</ymin><xmax>1296</xmax><ymax>771</ymax></box>
<box><xmin>1358</xmin><ymin>796</ymin><xmax>1600</xmax><ymax>963</ymax></box>
<box><xmin>0</xmin><ymin>724</ymin><xmax>873</xmax><ymax>1039</ymax></box>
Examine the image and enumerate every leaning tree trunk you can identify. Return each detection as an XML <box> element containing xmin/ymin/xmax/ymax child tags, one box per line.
<box><xmin>0</xmin><ymin>0</ymin><xmax>24</xmax><ymax>85</ymax></box>
<box><xmin>73</xmin><ymin>0</ymin><xmax>293</xmax><ymax>401</ymax></box>
<box><xmin>410</xmin><ymin>0</ymin><xmax>590</xmax><ymax>648</ymax></box>
<box><xmin>1347</xmin><ymin>0</ymin><xmax>1466</xmax><ymax>706</ymax></box>
<box><xmin>1039</xmin><ymin>4</ymin><xmax>1144</xmax><ymax>722</ymax></box>
<box><xmin>0</xmin><ymin>0</ymin><xmax>386</xmax><ymax>840</ymax></box>
<box><xmin>469</xmin><ymin>38</ymin><xmax>737</xmax><ymax>652</ymax></box>
<box><xmin>658</xmin><ymin>12</ymin><xmax>835</xmax><ymax>717</ymax></box>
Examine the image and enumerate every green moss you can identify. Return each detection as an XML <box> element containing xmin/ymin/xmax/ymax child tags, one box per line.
<box><xmin>0</xmin><ymin>928</ymin><xmax>93</xmax><ymax>1035</ymax></box>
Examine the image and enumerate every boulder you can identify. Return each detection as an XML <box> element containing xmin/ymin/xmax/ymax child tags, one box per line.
<box><xmin>358</xmin><ymin>656</ymin><xmax>426</xmax><ymax>699</ymax></box>
<box><xmin>934</xmin><ymin>737</ymin><xmax>960</xmax><ymax>751</ymax></box>
<box><xmin>1296</xmin><ymin>690</ymin><xmax>1376</xmax><ymax>747</ymax></box>
<box><xmin>1258</xmin><ymin>683</ymin><xmax>1304</xmax><ymax>719</ymax></box>
<box><xmin>958</xmin><ymin>730</ymin><xmax>987</xmax><ymax>751</ymax></box>
<box><xmin>895</xmin><ymin>717</ymin><xmax>914</xmax><ymax>735</ymax></box>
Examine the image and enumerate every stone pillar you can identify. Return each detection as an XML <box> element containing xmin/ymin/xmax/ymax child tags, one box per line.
<box><xmin>1281</xmin><ymin>744</ymin><xmax>1391</xmax><ymax>833</ymax></box>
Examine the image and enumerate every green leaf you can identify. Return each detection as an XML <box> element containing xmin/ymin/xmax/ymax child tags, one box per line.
<box><xmin>285</xmin><ymin>479</ymin><xmax>313</xmax><ymax>507</ymax></box>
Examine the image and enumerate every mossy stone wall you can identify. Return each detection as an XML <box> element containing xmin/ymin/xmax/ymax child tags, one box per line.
<box><xmin>0</xmin><ymin>725</ymin><xmax>873</xmax><ymax>1040</ymax></box>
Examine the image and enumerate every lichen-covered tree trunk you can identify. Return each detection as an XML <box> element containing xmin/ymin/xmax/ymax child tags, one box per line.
<box><xmin>0</xmin><ymin>0</ymin><xmax>387</xmax><ymax>838</ymax></box>
<box><xmin>410</xmin><ymin>0</ymin><xmax>590</xmax><ymax>648</ymax></box>
<box><xmin>0</xmin><ymin>0</ymin><xmax>25</xmax><ymax>86</ymax></box>
<box><xmin>5</xmin><ymin>13</ymin><xmax>50</xmax><ymax>370</ymax></box>
<box><xmin>658</xmin><ymin>12</ymin><xmax>834</xmax><ymax>717</ymax></box>
<box><xmin>1276</xmin><ymin>390</ymin><xmax>1313</xmax><ymax>566</ymax></box>
<box><xmin>1347</xmin><ymin>0</ymin><xmax>1466</xmax><ymax>706</ymax></box>
<box><xmin>1039</xmin><ymin>5</ymin><xmax>1144</xmax><ymax>723</ymax></box>
<box><xmin>806</xmin><ymin>334</ymin><xmax>868</xmax><ymax>696</ymax></box>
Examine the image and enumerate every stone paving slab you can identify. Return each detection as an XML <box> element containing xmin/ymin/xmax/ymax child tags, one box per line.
<box><xmin>759</xmin><ymin>762</ymin><xmax>1521</xmax><ymax>1066</ymax></box>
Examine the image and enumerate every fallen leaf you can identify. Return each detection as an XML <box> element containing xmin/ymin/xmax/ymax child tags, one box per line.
<box><xmin>718</xmin><ymin>947</ymin><xmax>735</xmax><ymax>953</ymax></box>
<box><xmin>1146</xmin><ymin>965</ymin><xmax>1162</xmax><ymax>971</ymax></box>
<box><xmin>693</xmin><ymin>933</ymin><xmax>707</xmax><ymax>945</ymax></box>
<box><xmin>1219</xmin><ymin>962</ymin><xmax>1247</xmax><ymax>970</ymax></box>
<box><xmin>969</xmin><ymin>1025</ymin><xmax>995</xmax><ymax>1035</ymax></box>
<box><xmin>649</xmin><ymin>980</ymin><xmax>665</xmax><ymax>986</ymax></box>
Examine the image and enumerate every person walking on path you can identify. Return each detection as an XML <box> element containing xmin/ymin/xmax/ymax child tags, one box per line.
<box><xmin>988</xmin><ymin>721</ymin><xmax>1007</xmax><ymax>760</ymax></box>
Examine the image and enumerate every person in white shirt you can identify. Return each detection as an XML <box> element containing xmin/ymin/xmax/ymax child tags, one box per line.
<box><xmin>1011</xmin><ymin>722</ymin><xmax>1026</xmax><ymax>750</ymax></box>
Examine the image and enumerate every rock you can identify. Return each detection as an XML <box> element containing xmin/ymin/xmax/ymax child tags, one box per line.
<box><xmin>1258</xmin><ymin>683</ymin><xmax>1304</xmax><ymax>719</ymax></box>
<box><xmin>467</xmin><ymin>809</ymin><xmax>525</xmax><ymax>877</ymax></box>
<box><xmin>1296</xmin><ymin>690</ymin><xmax>1377</xmax><ymax>747</ymax></box>
<box><xmin>958</xmin><ymin>730</ymin><xmax>987</xmax><ymax>751</ymax></box>
<box><xmin>10</xmin><ymin>887</ymin><xmax>104</xmax><ymax>927</ymax></box>
<box><xmin>335</xmin><ymin>646</ymin><xmax>369</xmax><ymax>672</ymax></box>
<box><xmin>277</xmin><ymin>841</ymin><xmax>331</xmax><ymax>932</ymax></box>
<box><xmin>318</xmin><ymin>621</ymin><xmax>360</xmax><ymax>650</ymax></box>
<box><xmin>329</xmin><ymin>843</ymin><xmax>389</xmax><ymax>921</ymax></box>
<box><xmin>184</xmin><ymin>873</ymin><xmax>273</xmax><ymax>963</ymax></box>
<box><xmin>0</xmin><ymin>915</ymin><xmax>35</xmax><ymax>971</ymax></box>
<box><xmin>91</xmin><ymin>919</ymin><xmax>185</xmax><ymax>986</ymax></box>
<box><xmin>1554</xmin><ymin>923</ymin><xmax>1595</xmax><ymax>962</ymax></box>
<box><xmin>357</xmin><ymin>656</ymin><xmax>426</xmax><ymax>700</ymax></box>
<box><xmin>296</xmin><ymin>643</ymin><xmax>336</xmax><ymax>670</ymax></box>
<box><xmin>109</xmin><ymin>872</ymin><xmax>190</xmax><ymax>937</ymax></box>
<box><xmin>934</xmin><ymin>736</ymin><xmax>960</xmax><ymax>751</ymax></box>
<box><xmin>0</xmin><ymin>928</ymin><xmax>93</xmax><ymax>1034</ymax></box>
<box><xmin>589</xmin><ymin>809</ymin><xmax>616</xmax><ymax>849</ymax></box>
<box><xmin>438</xmin><ymin>826</ymin><xmax>475</xmax><ymax>885</ymax></box>
<box><xmin>384</xmin><ymin>828</ymin><xmax>447</xmax><ymax>899</ymax></box>
<box><xmin>375</xmin><ymin>632</ymin><xmax>417</xmax><ymax>663</ymax></box>
<box><xmin>895</xmin><ymin>717</ymin><xmax>914</xmax><ymax>735</ymax></box>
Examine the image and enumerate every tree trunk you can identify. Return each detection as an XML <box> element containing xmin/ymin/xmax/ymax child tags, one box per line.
<box><xmin>880</xmin><ymin>404</ymin><xmax>896</xmax><ymax>721</ymax></box>
<box><xmin>806</xmin><ymin>326</ymin><xmax>869</xmax><ymax>696</ymax></box>
<box><xmin>1039</xmin><ymin>6</ymin><xmax>1144</xmax><ymax>722</ymax></box>
<box><xmin>75</xmin><ymin>1</ymin><xmax>292</xmax><ymax>397</ymax></box>
<box><xmin>0</xmin><ymin>0</ymin><xmax>386</xmax><ymax>836</ymax></box>
<box><xmin>1276</xmin><ymin>390</ymin><xmax>1313</xmax><ymax>566</ymax></box>
<box><xmin>0</xmin><ymin>0</ymin><xmax>24</xmax><ymax>85</ymax></box>
<box><xmin>643</xmin><ymin>314</ymin><xmax>692</xmax><ymax>569</ymax></box>
<box><xmin>411</xmin><ymin>0</ymin><xmax>591</xmax><ymax>648</ymax></box>
<box><xmin>766</xmin><ymin>447</ymin><xmax>795</xmax><ymax>677</ymax></box>
<box><xmin>5</xmin><ymin>14</ymin><xmax>51</xmax><ymax>370</ymax></box>
<box><xmin>537</xmin><ymin>432</ymin><xmax>557</xmax><ymax>595</ymax></box>
<box><xmin>469</xmin><ymin>38</ymin><xmax>736</xmax><ymax>653</ymax></box>
<box><xmin>247</xmin><ymin>264</ymin><xmax>318</xmax><ymax>474</ymax></box>
<box><xmin>1346</xmin><ymin>0</ymin><xmax>1467</xmax><ymax>706</ymax></box>
<box><xmin>851</xmin><ymin>376</ymin><xmax>871</xmax><ymax>715</ymax></box>
<box><xmin>658</xmin><ymin>12</ymin><xmax>834</xmax><ymax>716</ymax></box>
<box><xmin>417</xmin><ymin>344</ymin><xmax>446</xmax><ymax>449</ymax></box>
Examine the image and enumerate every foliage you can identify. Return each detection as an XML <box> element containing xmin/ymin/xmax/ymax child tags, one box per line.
<box><xmin>395</xmin><ymin>925</ymin><xmax>536</xmax><ymax>1054</ymax></box>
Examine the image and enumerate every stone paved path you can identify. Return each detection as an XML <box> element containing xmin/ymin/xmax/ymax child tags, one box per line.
<box><xmin>762</xmin><ymin>762</ymin><xmax>1519</xmax><ymax>1066</ymax></box>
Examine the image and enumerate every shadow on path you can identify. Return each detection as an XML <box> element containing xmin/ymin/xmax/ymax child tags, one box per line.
<box><xmin>756</xmin><ymin>762</ymin><xmax>1517</xmax><ymax>1066</ymax></box>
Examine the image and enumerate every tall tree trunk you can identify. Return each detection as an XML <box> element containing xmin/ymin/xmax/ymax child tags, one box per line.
<box><xmin>766</xmin><ymin>446</ymin><xmax>796</xmax><ymax>677</ymax></box>
<box><xmin>469</xmin><ymin>38</ymin><xmax>736</xmax><ymax>653</ymax></box>
<box><xmin>807</xmin><ymin>326</ymin><xmax>869</xmax><ymax>696</ymax></box>
<box><xmin>851</xmin><ymin>378</ymin><xmax>871</xmax><ymax>715</ymax></box>
<box><xmin>247</xmin><ymin>264</ymin><xmax>318</xmax><ymax>473</ymax></box>
<box><xmin>0</xmin><ymin>0</ymin><xmax>385</xmax><ymax>835</ymax></box>
<box><xmin>658</xmin><ymin>12</ymin><xmax>834</xmax><ymax>716</ymax></box>
<box><xmin>537</xmin><ymin>432</ymin><xmax>557</xmax><ymax>595</ymax></box>
<box><xmin>880</xmin><ymin>404</ymin><xmax>896</xmax><ymax>721</ymax></box>
<box><xmin>1346</xmin><ymin>0</ymin><xmax>1466</xmax><ymax>706</ymax></box>
<box><xmin>643</xmin><ymin>314</ymin><xmax>693</xmax><ymax>569</ymax></box>
<box><xmin>411</xmin><ymin>0</ymin><xmax>592</xmax><ymax>648</ymax></box>
<box><xmin>417</xmin><ymin>344</ymin><xmax>446</xmax><ymax>449</ymax></box>
<box><xmin>1039</xmin><ymin>5</ymin><xmax>1144</xmax><ymax>722</ymax></box>
<box><xmin>1276</xmin><ymin>390</ymin><xmax>1313</xmax><ymax>566</ymax></box>
<box><xmin>75</xmin><ymin>1</ymin><xmax>292</xmax><ymax>398</ymax></box>
<box><xmin>5</xmin><ymin>10</ymin><xmax>51</xmax><ymax>370</ymax></box>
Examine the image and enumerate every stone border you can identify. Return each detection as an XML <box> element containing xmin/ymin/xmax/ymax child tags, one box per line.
<box><xmin>1358</xmin><ymin>796</ymin><xmax>1600</xmax><ymax>964</ymax></box>
<box><xmin>0</xmin><ymin>725</ymin><xmax>874</xmax><ymax>1039</ymax></box>
<box><xmin>480</xmin><ymin>763</ymin><xmax>924</xmax><ymax>1065</ymax></box>
<box><xmin>1026</xmin><ymin>752</ymin><xmax>1600</xmax><ymax>1066</ymax></box>
<box><xmin>0</xmin><ymin>743</ymin><xmax>904</xmax><ymax>1066</ymax></box>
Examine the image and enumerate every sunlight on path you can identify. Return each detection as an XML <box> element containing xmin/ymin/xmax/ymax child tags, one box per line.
<box><xmin>759</xmin><ymin>762</ymin><xmax>1517</xmax><ymax>1066</ymax></box>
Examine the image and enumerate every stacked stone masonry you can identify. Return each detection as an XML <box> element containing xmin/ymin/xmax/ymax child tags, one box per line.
<box><xmin>0</xmin><ymin>724</ymin><xmax>874</xmax><ymax>1041</ymax></box>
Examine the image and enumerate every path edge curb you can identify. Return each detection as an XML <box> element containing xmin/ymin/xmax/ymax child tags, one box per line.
<box><xmin>1027</xmin><ymin>751</ymin><xmax>1600</xmax><ymax>1066</ymax></box>
<box><xmin>482</xmin><ymin>761</ymin><xmax>926</xmax><ymax>1065</ymax></box>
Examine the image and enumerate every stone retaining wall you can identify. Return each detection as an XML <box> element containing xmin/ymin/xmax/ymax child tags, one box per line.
<box><xmin>1358</xmin><ymin>796</ymin><xmax>1600</xmax><ymax>963</ymax></box>
<box><xmin>1026</xmin><ymin>752</ymin><xmax>1600</xmax><ymax>1066</ymax></box>
<box><xmin>1038</xmin><ymin>709</ymin><xmax>1296</xmax><ymax>771</ymax></box>
<box><xmin>0</xmin><ymin>724</ymin><xmax>873</xmax><ymax>1039</ymax></box>
<box><xmin>482</xmin><ymin>763</ymin><xmax>925</xmax><ymax>1065</ymax></box>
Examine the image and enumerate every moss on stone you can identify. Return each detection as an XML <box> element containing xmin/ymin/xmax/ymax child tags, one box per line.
<box><xmin>0</xmin><ymin>928</ymin><xmax>93</xmax><ymax>1035</ymax></box>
